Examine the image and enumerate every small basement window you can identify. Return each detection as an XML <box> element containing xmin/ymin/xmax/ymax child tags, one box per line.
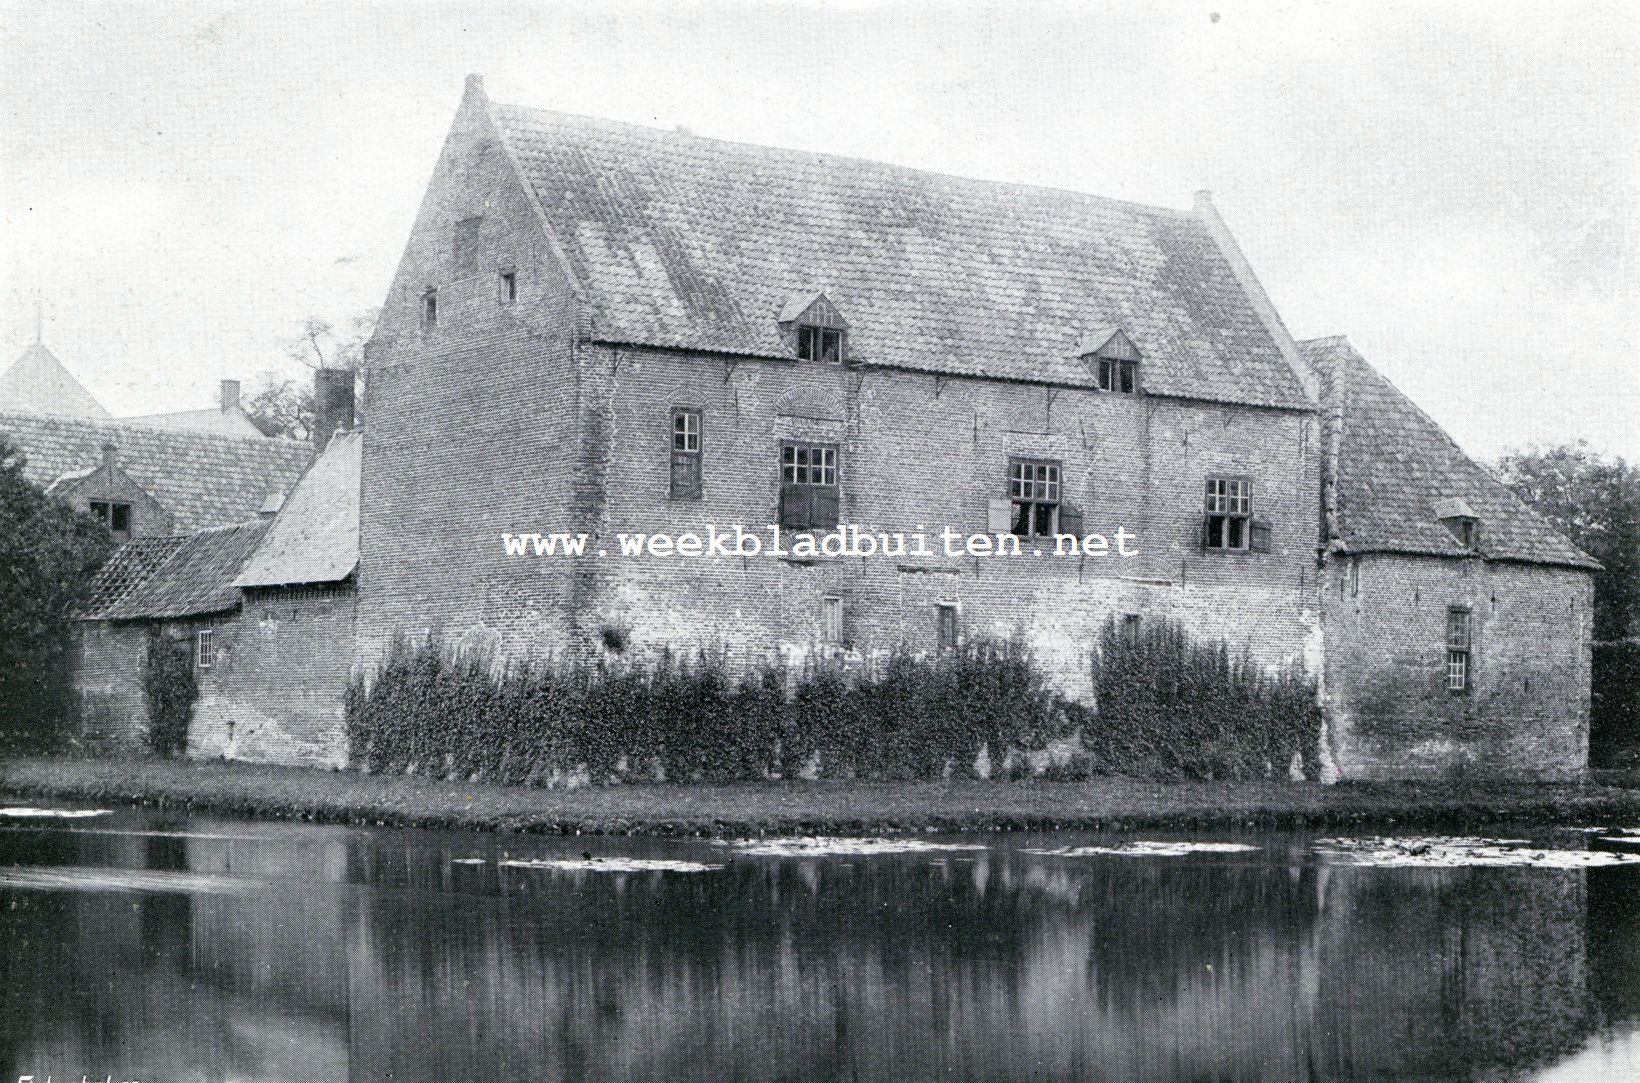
<box><xmin>821</xmin><ymin>596</ymin><xmax>844</xmax><ymax>644</ymax></box>
<box><xmin>936</xmin><ymin>604</ymin><xmax>959</xmax><ymax>652</ymax></box>
<box><xmin>1203</xmin><ymin>478</ymin><xmax>1252</xmax><ymax>551</ymax></box>
<box><xmin>421</xmin><ymin>289</ymin><xmax>438</xmax><ymax>333</ymax></box>
<box><xmin>196</xmin><ymin>629</ymin><xmax>215</xmax><ymax>670</ymax></box>
<box><xmin>797</xmin><ymin>324</ymin><xmax>844</xmax><ymax>364</ymax></box>
<box><xmin>1446</xmin><ymin>608</ymin><xmax>1471</xmax><ymax>692</ymax></box>
<box><xmin>1008</xmin><ymin>459</ymin><xmax>1061</xmax><ymax>537</ymax></box>
<box><xmin>670</xmin><ymin>408</ymin><xmax>702</xmax><ymax>499</ymax></box>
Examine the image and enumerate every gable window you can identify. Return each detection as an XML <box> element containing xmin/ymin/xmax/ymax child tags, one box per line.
<box><xmin>1009</xmin><ymin>459</ymin><xmax>1060</xmax><ymax>537</ymax></box>
<box><xmin>89</xmin><ymin>500</ymin><xmax>132</xmax><ymax>539</ymax></box>
<box><xmin>936</xmin><ymin>604</ymin><xmax>959</xmax><ymax>652</ymax></box>
<box><xmin>1446</xmin><ymin>608</ymin><xmax>1471</xmax><ymax>692</ymax></box>
<box><xmin>421</xmin><ymin>289</ymin><xmax>438</xmax><ymax>333</ymax></box>
<box><xmin>670</xmin><ymin>408</ymin><xmax>703</xmax><ymax>499</ymax></box>
<box><xmin>1098</xmin><ymin>357</ymin><xmax>1139</xmax><ymax>394</ymax></box>
<box><xmin>1203</xmin><ymin>478</ymin><xmax>1252</xmax><ymax>550</ymax></box>
<box><xmin>779</xmin><ymin>442</ymin><xmax>839</xmax><ymax>531</ymax></box>
<box><xmin>196</xmin><ymin>629</ymin><xmax>215</xmax><ymax>671</ymax></box>
<box><xmin>498</xmin><ymin>270</ymin><xmax>517</xmax><ymax>304</ymax></box>
<box><xmin>453</xmin><ymin>216</ymin><xmax>481</xmax><ymax>269</ymax></box>
<box><xmin>821</xmin><ymin>596</ymin><xmax>844</xmax><ymax>644</ymax></box>
<box><xmin>797</xmin><ymin>325</ymin><xmax>844</xmax><ymax>364</ymax></box>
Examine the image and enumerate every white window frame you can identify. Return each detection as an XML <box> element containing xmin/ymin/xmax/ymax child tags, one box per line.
<box><xmin>196</xmin><ymin>629</ymin><xmax>215</xmax><ymax>670</ymax></box>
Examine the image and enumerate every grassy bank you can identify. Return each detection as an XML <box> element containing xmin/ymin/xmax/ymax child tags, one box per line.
<box><xmin>4</xmin><ymin>755</ymin><xmax>1640</xmax><ymax>836</ymax></box>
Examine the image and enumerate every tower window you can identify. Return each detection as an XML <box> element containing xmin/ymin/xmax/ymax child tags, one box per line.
<box><xmin>499</xmin><ymin>271</ymin><xmax>517</xmax><ymax>304</ymax></box>
<box><xmin>1446</xmin><ymin>608</ymin><xmax>1471</xmax><ymax>692</ymax></box>
<box><xmin>421</xmin><ymin>290</ymin><xmax>438</xmax><ymax>333</ymax></box>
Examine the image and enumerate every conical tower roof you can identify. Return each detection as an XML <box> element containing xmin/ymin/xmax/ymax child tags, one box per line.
<box><xmin>0</xmin><ymin>343</ymin><xmax>111</xmax><ymax>418</ymax></box>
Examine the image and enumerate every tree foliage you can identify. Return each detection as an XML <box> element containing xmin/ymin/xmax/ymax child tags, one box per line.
<box><xmin>243</xmin><ymin>309</ymin><xmax>376</xmax><ymax>440</ymax></box>
<box><xmin>1493</xmin><ymin>441</ymin><xmax>1640</xmax><ymax>641</ymax></box>
<box><xmin>0</xmin><ymin>436</ymin><xmax>114</xmax><ymax>749</ymax></box>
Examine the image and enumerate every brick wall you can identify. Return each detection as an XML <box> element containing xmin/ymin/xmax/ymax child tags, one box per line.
<box><xmin>575</xmin><ymin>345</ymin><xmax>1324</xmax><ymax>699</ymax></box>
<box><xmin>71</xmin><ymin>622</ymin><xmax>152</xmax><ymax>750</ymax></box>
<box><xmin>1321</xmin><ymin>552</ymin><xmax>1593</xmax><ymax>779</ymax></box>
<box><xmin>355</xmin><ymin>82</ymin><xmax>586</xmax><ymax>669</ymax></box>
<box><xmin>190</xmin><ymin>586</ymin><xmax>355</xmax><ymax>768</ymax></box>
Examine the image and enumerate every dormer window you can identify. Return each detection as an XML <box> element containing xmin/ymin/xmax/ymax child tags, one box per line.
<box><xmin>1079</xmin><ymin>327</ymin><xmax>1142</xmax><ymax>394</ymax></box>
<box><xmin>1433</xmin><ymin>498</ymin><xmax>1480</xmax><ymax>549</ymax></box>
<box><xmin>778</xmin><ymin>291</ymin><xmax>849</xmax><ymax>364</ymax></box>
<box><xmin>797</xmin><ymin>325</ymin><xmax>843</xmax><ymax>364</ymax></box>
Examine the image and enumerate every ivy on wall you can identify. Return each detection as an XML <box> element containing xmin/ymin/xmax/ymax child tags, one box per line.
<box><xmin>142</xmin><ymin>630</ymin><xmax>197</xmax><ymax>757</ymax></box>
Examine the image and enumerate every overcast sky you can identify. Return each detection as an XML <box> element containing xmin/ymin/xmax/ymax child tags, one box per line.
<box><xmin>2</xmin><ymin>0</ymin><xmax>1636</xmax><ymax>461</ymax></box>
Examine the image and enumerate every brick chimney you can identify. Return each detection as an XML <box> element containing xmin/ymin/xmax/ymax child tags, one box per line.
<box><xmin>220</xmin><ymin>379</ymin><xmax>240</xmax><ymax>412</ymax></box>
<box><xmin>313</xmin><ymin>368</ymin><xmax>356</xmax><ymax>452</ymax></box>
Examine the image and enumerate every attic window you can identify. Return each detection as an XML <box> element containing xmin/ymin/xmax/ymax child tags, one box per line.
<box><xmin>90</xmin><ymin>500</ymin><xmax>131</xmax><ymax>538</ymax></box>
<box><xmin>1434</xmin><ymin>498</ymin><xmax>1480</xmax><ymax>549</ymax></box>
<box><xmin>498</xmin><ymin>270</ymin><xmax>517</xmax><ymax>304</ymax></box>
<box><xmin>421</xmin><ymin>289</ymin><xmax>438</xmax><ymax>333</ymax></box>
<box><xmin>797</xmin><ymin>326</ymin><xmax>843</xmax><ymax>364</ymax></box>
<box><xmin>1080</xmin><ymin>328</ymin><xmax>1142</xmax><ymax>394</ymax></box>
<box><xmin>780</xmin><ymin>292</ymin><xmax>849</xmax><ymax>364</ymax></box>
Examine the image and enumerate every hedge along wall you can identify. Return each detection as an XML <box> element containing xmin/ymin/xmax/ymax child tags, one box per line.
<box><xmin>1085</xmin><ymin>617</ymin><xmax>1322</xmax><ymax>781</ymax></box>
<box><xmin>344</xmin><ymin>635</ymin><xmax>1067</xmax><ymax>785</ymax></box>
<box><xmin>1591</xmin><ymin>641</ymin><xmax>1640</xmax><ymax>769</ymax></box>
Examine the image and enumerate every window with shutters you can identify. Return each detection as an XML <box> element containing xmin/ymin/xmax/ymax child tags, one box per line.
<box><xmin>1446</xmin><ymin>608</ymin><xmax>1471</xmax><ymax>693</ymax></box>
<box><xmin>936</xmin><ymin>604</ymin><xmax>959</xmax><ymax>652</ymax></box>
<box><xmin>1203</xmin><ymin>477</ymin><xmax>1258</xmax><ymax>551</ymax></box>
<box><xmin>669</xmin><ymin>408</ymin><xmax>702</xmax><ymax>499</ymax></box>
<box><xmin>779</xmin><ymin>442</ymin><xmax>839</xmax><ymax>531</ymax></box>
<box><xmin>1008</xmin><ymin>458</ymin><xmax>1060</xmax><ymax>537</ymax></box>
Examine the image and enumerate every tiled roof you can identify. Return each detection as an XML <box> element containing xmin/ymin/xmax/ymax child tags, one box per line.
<box><xmin>76</xmin><ymin>536</ymin><xmax>188</xmax><ymax>617</ymax></box>
<box><xmin>488</xmin><ymin>102</ymin><xmax>1312</xmax><ymax>410</ymax></box>
<box><xmin>1303</xmin><ymin>336</ymin><xmax>1597</xmax><ymax>570</ymax></box>
<box><xmin>79</xmin><ymin>522</ymin><xmax>268</xmax><ymax>621</ymax></box>
<box><xmin>235</xmin><ymin>430</ymin><xmax>360</xmax><ymax>587</ymax></box>
<box><xmin>0</xmin><ymin>344</ymin><xmax>110</xmax><ymax>418</ymax></box>
<box><xmin>0</xmin><ymin>411</ymin><xmax>312</xmax><ymax>533</ymax></box>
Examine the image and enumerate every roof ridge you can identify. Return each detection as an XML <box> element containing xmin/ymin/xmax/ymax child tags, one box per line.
<box><xmin>0</xmin><ymin>407</ymin><xmax>308</xmax><ymax>448</ymax></box>
<box><xmin>489</xmin><ymin>100</ymin><xmax>1198</xmax><ymax>220</ymax></box>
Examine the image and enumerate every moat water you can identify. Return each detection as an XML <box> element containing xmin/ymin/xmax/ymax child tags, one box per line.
<box><xmin>3</xmin><ymin>801</ymin><xmax>1639</xmax><ymax>1082</ymax></box>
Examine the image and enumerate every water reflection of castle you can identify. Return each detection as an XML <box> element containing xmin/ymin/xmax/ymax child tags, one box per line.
<box><xmin>5</xmin><ymin>830</ymin><xmax>1638</xmax><ymax>1082</ymax></box>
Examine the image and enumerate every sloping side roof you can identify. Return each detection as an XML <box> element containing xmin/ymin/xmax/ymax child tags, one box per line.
<box><xmin>81</xmin><ymin>521</ymin><xmax>267</xmax><ymax>621</ymax></box>
<box><xmin>235</xmin><ymin>430</ymin><xmax>360</xmax><ymax>587</ymax></box>
<box><xmin>0</xmin><ymin>411</ymin><xmax>312</xmax><ymax>532</ymax></box>
<box><xmin>487</xmin><ymin>102</ymin><xmax>1311</xmax><ymax>410</ymax></box>
<box><xmin>1302</xmin><ymin>336</ymin><xmax>1597</xmax><ymax>569</ymax></box>
<box><xmin>77</xmin><ymin>536</ymin><xmax>188</xmax><ymax>617</ymax></box>
<box><xmin>118</xmin><ymin>405</ymin><xmax>267</xmax><ymax>438</ymax></box>
<box><xmin>0</xmin><ymin>344</ymin><xmax>111</xmax><ymax>418</ymax></box>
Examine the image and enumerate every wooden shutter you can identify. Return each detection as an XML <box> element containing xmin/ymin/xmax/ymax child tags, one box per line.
<box><xmin>812</xmin><ymin>487</ymin><xmax>840</xmax><ymax>530</ymax></box>
<box><xmin>1249</xmin><ymin>518</ymin><xmax>1272</xmax><ymax>553</ymax></box>
<box><xmin>670</xmin><ymin>452</ymin><xmax>700</xmax><ymax>498</ymax></box>
<box><xmin>779</xmin><ymin>483</ymin><xmax>808</xmax><ymax>529</ymax></box>
<box><xmin>987</xmin><ymin>498</ymin><xmax>1012</xmax><ymax>534</ymax></box>
<box><xmin>1057</xmin><ymin>503</ymin><xmax>1084</xmax><ymax>538</ymax></box>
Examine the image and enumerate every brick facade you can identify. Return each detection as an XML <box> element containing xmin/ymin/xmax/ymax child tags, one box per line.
<box><xmin>189</xmin><ymin>586</ymin><xmax>355</xmax><ymax>768</ymax></box>
<box><xmin>1321</xmin><ymin>553</ymin><xmax>1593</xmax><ymax>779</ymax></box>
